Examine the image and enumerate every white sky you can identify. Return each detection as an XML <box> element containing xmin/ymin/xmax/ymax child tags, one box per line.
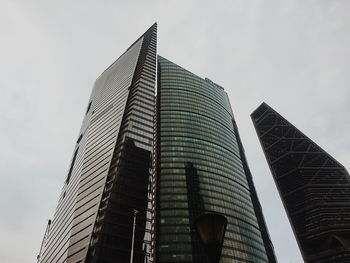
<box><xmin>1</xmin><ymin>1</ymin><xmax>349</xmax><ymax>262</ymax></box>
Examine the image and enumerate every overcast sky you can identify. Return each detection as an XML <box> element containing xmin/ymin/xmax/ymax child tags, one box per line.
<box><xmin>1</xmin><ymin>1</ymin><xmax>349</xmax><ymax>262</ymax></box>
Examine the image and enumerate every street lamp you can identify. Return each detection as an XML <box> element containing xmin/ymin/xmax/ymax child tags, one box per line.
<box><xmin>194</xmin><ymin>213</ymin><xmax>227</xmax><ymax>263</ymax></box>
<box><xmin>130</xmin><ymin>209</ymin><xmax>139</xmax><ymax>263</ymax></box>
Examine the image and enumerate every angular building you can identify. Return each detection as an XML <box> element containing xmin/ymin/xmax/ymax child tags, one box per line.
<box><xmin>251</xmin><ymin>102</ymin><xmax>350</xmax><ymax>263</ymax></box>
<box><xmin>38</xmin><ymin>24</ymin><xmax>157</xmax><ymax>263</ymax></box>
<box><xmin>39</xmin><ymin>25</ymin><xmax>276</xmax><ymax>263</ymax></box>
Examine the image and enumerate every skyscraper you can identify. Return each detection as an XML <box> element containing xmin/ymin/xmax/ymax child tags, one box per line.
<box><xmin>154</xmin><ymin>56</ymin><xmax>276</xmax><ymax>263</ymax></box>
<box><xmin>251</xmin><ymin>102</ymin><xmax>350</xmax><ymax>263</ymax></box>
<box><xmin>39</xmin><ymin>25</ymin><xmax>276</xmax><ymax>263</ymax></box>
<box><xmin>38</xmin><ymin>24</ymin><xmax>157</xmax><ymax>263</ymax></box>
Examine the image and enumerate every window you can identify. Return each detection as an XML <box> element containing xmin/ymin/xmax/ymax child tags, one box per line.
<box><xmin>86</xmin><ymin>101</ymin><xmax>92</xmax><ymax>114</ymax></box>
<box><xmin>66</xmin><ymin>147</ymin><xmax>79</xmax><ymax>184</ymax></box>
<box><xmin>77</xmin><ymin>134</ymin><xmax>83</xmax><ymax>144</ymax></box>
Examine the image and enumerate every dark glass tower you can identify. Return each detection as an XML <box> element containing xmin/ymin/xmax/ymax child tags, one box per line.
<box><xmin>38</xmin><ymin>24</ymin><xmax>157</xmax><ymax>263</ymax></box>
<box><xmin>154</xmin><ymin>56</ymin><xmax>276</xmax><ymax>263</ymax></box>
<box><xmin>251</xmin><ymin>102</ymin><xmax>350</xmax><ymax>263</ymax></box>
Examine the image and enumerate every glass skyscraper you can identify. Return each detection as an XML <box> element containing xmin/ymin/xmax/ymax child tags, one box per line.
<box><xmin>251</xmin><ymin>102</ymin><xmax>350</xmax><ymax>263</ymax></box>
<box><xmin>38</xmin><ymin>25</ymin><xmax>276</xmax><ymax>263</ymax></box>
<box><xmin>154</xmin><ymin>57</ymin><xmax>275</xmax><ymax>263</ymax></box>
<box><xmin>38</xmin><ymin>24</ymin><xmax>157</xmax><ymax>263</ymax></box>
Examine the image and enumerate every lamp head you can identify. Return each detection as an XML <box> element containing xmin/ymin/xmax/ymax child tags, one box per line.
<box><xmin>194</xmin><ymin>213</ymin><xmax>227</xmax><ymax>263</ymax></box>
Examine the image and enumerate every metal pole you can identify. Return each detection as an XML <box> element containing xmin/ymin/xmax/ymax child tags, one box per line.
<box><xmin>130</xmin><ymin>209</ymin><xmax>139</xmax><ymax>263</ymax></box>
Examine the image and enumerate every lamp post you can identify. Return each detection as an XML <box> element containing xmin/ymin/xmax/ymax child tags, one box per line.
<box><xmin>194</xmin><ymin>213</ymin><xmax>227</xmax><ymax>263</ymax></box>
<box><xmin>130</xmin><ymin>209</ymin><xmax>139</xmax><ymax>263</ymax></box>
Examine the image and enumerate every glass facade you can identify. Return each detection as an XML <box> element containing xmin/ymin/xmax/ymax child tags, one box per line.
<box><xmin>38</xmin><ymin>24</ymin><xmax>157</xmax><ymax>263</ymax></box>
<box><xmin>155</xmin><ymin>56</ymin><xmax>271</xmax><ymax>263</ymax></box>
<box><xmin>252</xmin><ymin>103</ymin><xmax>350</xmax><ymax>263</ymax></box>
